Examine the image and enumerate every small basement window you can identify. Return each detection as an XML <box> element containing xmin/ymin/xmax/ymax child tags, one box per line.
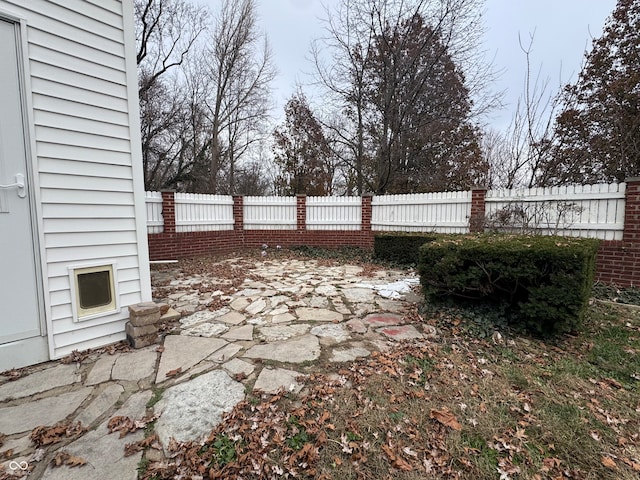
<box><xmin>69</xmin><ymin>263</ymin><xmax>119</xmax><ymax>321</ymax></box>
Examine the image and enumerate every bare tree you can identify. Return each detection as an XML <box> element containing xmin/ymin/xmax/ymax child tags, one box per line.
<box><xmin>312</xmin><ymin>0</ymin><xmax>495</xmax><ymax>194</ymax></box>
<box><xmin>203</xmin><ymin>0</ymin><xmax>276</xmax><ymax>194</ymax></box>
<box><xmin>135</xmin><ymin>0</ymin><xmax>209</xmax><ymax>95</ymax></box>
<box><xmin>484</xmin><ymin>33</ymin><xmax>561</xmax><ymax>188</ymax></box>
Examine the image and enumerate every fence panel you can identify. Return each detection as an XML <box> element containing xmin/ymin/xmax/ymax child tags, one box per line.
<box><xmin>145</xmin><ymin>191</ymin><xmax>164</xmax><ymax>234</ymax></box>
<box><xmin>244</xmin><ymin>196</ymin><xmax>297</xmax><ymax>230</ymax></box>
<box><xmin>372</xmin><ymin>191</ymin><xmax>472</xmax><ymax>233</ymax></box>
<box><xmin>485</xmin><ymin>183</ymin><xmax>626</xmax><ymax>240</ymax></box>
<box><xmin>175</xmin><ymin>193</ymin><xmax>234</xmax><ymax>232</ymax></box>
<box><xmin>307</xmin><ymin>196</ymin><xmax>361</xmax><ymax>230</ymax></box>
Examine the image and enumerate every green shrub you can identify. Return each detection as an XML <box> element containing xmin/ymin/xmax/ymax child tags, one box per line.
<box><xmin>418</xmin><ymin>234</ymin><xmax>600</xmax><ymax>334</ymax></box>
<box><xmin>374</xmin><ymin>232</ymin><xmax>439</xmax><ymax>265</ymax></box>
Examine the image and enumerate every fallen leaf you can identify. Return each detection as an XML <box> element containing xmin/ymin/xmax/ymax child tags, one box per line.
<box><xmin>601</xmin><ymin>456</ymin><xmax>617</xmax><ymax>470</ymax></box>
<box><xmin>430</xmin><ymin>408</ymin><xmax>462</xmax><ymax>430</ymax></box>
<box><xmin>165</xmin><ymin>367</ymin><xmax>182</xmax><ymax>377</ymax></box>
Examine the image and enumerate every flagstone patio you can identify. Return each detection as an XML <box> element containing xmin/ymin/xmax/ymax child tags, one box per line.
<box><xmin>0</xmin><ymin>255</ymin><xmax>432</xmax><ymax>479</ymax></box>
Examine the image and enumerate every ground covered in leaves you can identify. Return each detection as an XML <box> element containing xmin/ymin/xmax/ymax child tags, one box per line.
<box><xmin>139</xmin><ymin>250</ymin><xmax>639</xmax><ymax>480</ymax></box>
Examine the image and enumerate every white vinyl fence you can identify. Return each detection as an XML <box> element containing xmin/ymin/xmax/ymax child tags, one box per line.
<box><xmin>243</xmin><ymin>196</ymin><xmax>297</xmax><ymax>230</ymax></box>
<box><xmin>145</xmin><ymin>191</ymin><xmax>163</xmax><ymax>234</ymax></box>
<box><xmin>145</xmin><ymin>182</ymin><xmax>627</xmax><ymax>239</ymax></box>
<box><xmin>175</xmin><ymin>193</ymin><xmax>234</xmax><ymax>232</ymax></box>
<box><xmin>307</xmin><ymin>196</ymin><xmax>361</xmax><ymax>230</ymax></box>
<box><xmin>371</xmin><ymin>191</ymin><xmax>472</xmax><ymax>233</ymax></box>
<box><xmin>485</xmin><ymin>183</ymin><xmax>626</xmax><ymax>240</ymax></box>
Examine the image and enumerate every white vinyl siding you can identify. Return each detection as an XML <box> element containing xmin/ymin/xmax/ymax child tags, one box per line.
<box><xmin>0</xmin><ymin>0</ymin><xmax>150</xmax><ymax>358</ymax></box>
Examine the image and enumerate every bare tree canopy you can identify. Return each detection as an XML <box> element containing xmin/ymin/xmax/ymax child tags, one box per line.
<box><xmin>311</xmin><ymin>0</ymin><xmax>492</xmax><ymax>194</ymax></box>
<box><xmin>135</xmin><ymin>0</ymin><xmax>275</xmax><ymax>194</ymax></box>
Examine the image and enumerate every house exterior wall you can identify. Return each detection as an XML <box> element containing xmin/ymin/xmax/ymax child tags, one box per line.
<box><xmin>0</xmin><ymin>0</ymin><xmax>151</xmax><ymax>359</ymax></box>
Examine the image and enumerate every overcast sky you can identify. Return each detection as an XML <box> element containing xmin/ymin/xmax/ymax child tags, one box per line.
<box><xmin>206</xmin><ymin>0</ymin><xmax>618</xmax><ymax>131</ymax></box>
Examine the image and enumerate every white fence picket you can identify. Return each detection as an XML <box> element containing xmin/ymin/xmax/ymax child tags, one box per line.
<box><xmin>371</xmin><ymin>191</ymin><xmax>472</xmax><ymax>233</ymax></box>
<box><xmin>174</xmin><ymin>193</ymin><xmax>234</xmax><ymax>232</ymax></box>
<box><xmin>145</xmin><ymin>182</ymin><xmax>626</xmax><ymax>239</ymax></box>
<box><xmin>485</xmin><ymin>183</ymin><xmax>625</xmax><ymax>240</ymax></box>
<box><xmin>307</xmin><ymin>196</ymin><xmax>361</xmax><ymax>230</ymax></box>
<box><xmin>145</xmin><ymin>191</ymin><xmax>163</xmax><ymax>234</ymax></box>
<box><xmin>244</xmin><ymin>196</ymin><xmax>297</xmax><ymax>230</ymax></box>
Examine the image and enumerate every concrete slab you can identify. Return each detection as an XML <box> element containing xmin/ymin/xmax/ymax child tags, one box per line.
<box><xmin>0</xmin><ymin>388</ymin><xmax>93</xmax><ymax>435</ymax></box>
<box><xmin>256</xmin><ymin>324</ymin><xmax>309</xmax><ymax>342</ymax></box>
<box><xmin>222</xmin><ymin>325</ymin><xmax>253</xmax><ymax>341</ymax></box>
<box><xmin>160</xmin><ymin>307</ymin><xmax>182</xmax><ymax>322</ymax></box>
<box><xmin>268</xmin><ymin>305</ymin><xmax>289</xmax><ymax>316</ymax></box>
<box><xmin>310</xmin><ymin>324</ymin><xmax>351</xmax><ymax>343</ymax></box>
<box><xmin>156</xmin><ymin>335</ymin><xmax>227</xmax><ymax>383</ymax></box>
<box><xmin>362</xmin><ymin>313</ymin><xmax>405</xmax><ymax>327</ymax></box>
<box><xmin>244</xmin><ymin>334</ymin><xmax>320</xmax><ymax>363</ymax></box>
<box><xmin>112</xmin><ymin>348</ymin><xmax>157</xmax><ymax>382</ymax></box>
<box><xmin>330</xmin><ymin>347</ymin><xmax>371</xmax><ymax>363</ymax></box>
<box><xmin>377</xmin><ymin>325</ymin><xmax>423</xmax><ymax>340</ymax></box>
<box><xmin>253</xmin><ymin>367</ymin><xmax>304</xmax><ymax>394</ymax></box>
<box><xmin>295</xmin><ymin>307</ymin><xmax>342</xmax><ymax>323</ymax></box>
<box><xmin>223</xmin><ymin>358</ymin><xmax>255</xmax><ymax>377</ymax></box>
<box><xmin>0</xmin><ymin>363</ymin><xmax>80</xmax><ymax>402</ymax></box>
<box><xmin>154</xmin><ymin>370</ymin><xmax>245</xmax><ymax>446</ymax></box>
<box><xmin>75</xmin><ymin>384</ymin><xmax>124</xmax><ymax>427</ymax></box>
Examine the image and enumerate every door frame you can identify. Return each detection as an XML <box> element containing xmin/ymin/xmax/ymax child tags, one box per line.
<box><xmin>0</xmin><ymin>8</ymin><xmax>50</xmax><ymax>366</ymax></box>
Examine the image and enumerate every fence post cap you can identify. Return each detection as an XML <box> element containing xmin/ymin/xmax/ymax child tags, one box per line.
<box><xmin>159</xmin><ymin>189</ymin><xmax>176</xmax><ymax>193</ymax></box>
<box><xmin>471</xmin><ymin>186</ymin><xmax>488</xmax><ymax>191</ymax></box>
<box><xmin>624</xmin><ymin>177</ymin><xmax>640</xmax><ymax>183</ymax></box>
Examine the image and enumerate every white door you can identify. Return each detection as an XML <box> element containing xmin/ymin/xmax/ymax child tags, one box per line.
<box><xmin>0</xmin><ymin>18</ymin><xmax>48</xmax><ymax>369</ymax></box>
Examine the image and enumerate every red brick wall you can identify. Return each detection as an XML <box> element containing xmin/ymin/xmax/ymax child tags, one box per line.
<box><xmin>147</xmin><ymin>185</ymin><xmax>640</xmax><ymax>286</ymax></box>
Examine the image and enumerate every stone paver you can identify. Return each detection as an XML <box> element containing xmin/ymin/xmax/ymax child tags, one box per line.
<box><xmin>295</xmin><ymin>307</ymin><xmax>342</xmax><ymax>323</ymax></box>
<box><xmin>182</xmin><ymin>322</ymin><xmax>228</xmax><ymax>337</ymax></box>
<box><xmin>218</xmin><ymin>310</ymin><xmax>246</xmax><ymax>325</ymax></box>
<box><xmin>156</xmin><ymin>335</ymin><xmax>227</xmax><ymax>383</ymax></box>
<box><xmin>85</xmin><ymin>353</ymin><xmax>120</xmax><ymax>386</ymax></box>
<box><xmin>154</xmin><ymin>370</ymin><xmax>245</xmax><ymax>446</ymax></box>
<box><xmin>75</xmin><ymin>384</ymin><xmax>124</xmax><ymax>427</ymax></box>
<box><xmin>253</xmin><ymin>367</ymin><xmax>304</xmax><ymax>394</ymax></box>
<box><xmin>1</xmin><ymin>257</ymin><xmax>423</xmax><ymax>479</ymax></box>
<box><xmin>42</xmin><ymin>391</ymin><xmax>151</xmax><ymax>480</ymax></box>
<box><xmin>0</xmin><ymin>363</ymin><xmax>80</xmax><ymax>402</ymax></box>
<box><xmin>0</xmin><ymin>388</ymin><xmax>92</xmax><ymax>435</ymax></box>
<box><xmin>378</xmin><ymin>325</ymin><xmax>423</xmax><ymax>340</ymax></box>
<box><xmin>222</xmin><ymin>325</ymin><xmax>253</xmax><ymax>341</ymax></box>
<box><xmin>310</xmin><ymin>324</ymin><xmax>351</xmax><ymax>343</ymax></box>
<box><xmin>362</xmin><ymin>312</ymin><xmax>405</xmax><ymax>327</ymax></box>
<box><xmin>257</xmin><ymin>324</ymin><xmax>309</xmax><ymax>342</ymax></box>
<box><xmin>223</xmin><ymin>358</ymin><xmax>255</xmax><ymax>377</ymax></box>
<box><xmin>112</xmin><ymin>347</ymin><xmax>157</xmax><ymax>381</ymax></box>
<box><xmin>330</xmin><ymin>347</ymin><xmax>371</xmax><ymax>363</ymax></box>
<box><xmin>244</xmin><ymin>334</ymin><xmax>321</xmax><ymax>363</ymax></box>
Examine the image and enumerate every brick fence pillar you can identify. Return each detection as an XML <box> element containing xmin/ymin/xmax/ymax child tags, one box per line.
<box><xmin>623</xmin><ymin>177</ymin><xmax>640</xmax><ymax>243</ymax></box>
<box><xmin>361</xmin><ymin>195</ymin><xmax>372</xmax><ymax>231</ymax></box>
<box><xmin>160</xmin><ymin>190</ymin><xmax>176</xmax><ymax>233</ymax></box>
<box><xmin>297</xmin><ymin>195</ymin><xmax>306</xmax><ymax>231</ymax></box>
<box><xmin>233</xmin><ymin>196</ymin><xmax>244</xmax><ymax>248</ymax></box>
<box><xmin>469</xmin><ymin>188</ymin><xmax>487</xmax><ymax>233</ymax></box>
